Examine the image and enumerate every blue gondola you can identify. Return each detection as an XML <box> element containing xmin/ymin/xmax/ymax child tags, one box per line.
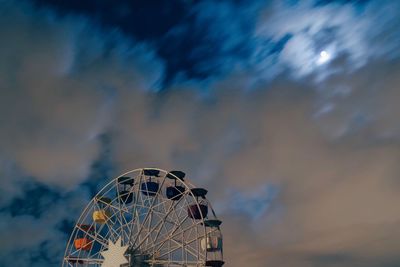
<box><xmin>166</xmin><ymin>185</ymin><xmax>185</xmax><ymax>200</ymax></box>
<box><xmin>117</xmin><ymin>176</ymin><xmax>134</xmax><ymax>204</ymax></box>
<box><xmin>141</xmin><ymin>181</ymin><xmax>159</xmax><ymax>196</ymax></box>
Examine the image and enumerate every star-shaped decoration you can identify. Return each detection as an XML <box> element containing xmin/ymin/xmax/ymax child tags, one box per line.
<box><xmin>101</xmin><ymin>237</ymin><xmax>129</xmax><ymax>267</ymax></box>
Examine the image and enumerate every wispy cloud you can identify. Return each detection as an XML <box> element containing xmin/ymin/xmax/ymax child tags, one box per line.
<box><xmin>1</xmin><ymin>0</ymin><xmax>400</xmax><ymax>266</ymax></box>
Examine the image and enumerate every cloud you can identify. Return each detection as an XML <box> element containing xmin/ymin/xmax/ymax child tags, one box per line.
<box><xmin>0</xmin><ymin>1</ymin><xmax>163</xmax><ymax>189</ymax></box>
<box><xmin>252</xmin><ymin>0</ymin><xmax>400</xmax><ymax>81</ymax></box>
<box><xmin>109</xmin><ymin>61</ymin><xmax>400</xmax><ymax>267</ymax></box>
<box><xmin>0</xmin><ymin>186</ymin><xmax>92</xmax><ymax>266</ymax></box>
<box><xmin>1</xmin><ymin>0</ymin><xmax>400</xmax><ymax>266</ymax></box>
<box><xmin>211</xmin><ymin>66</ymin><xmax>400</xmax><ymax>266</ymax></box>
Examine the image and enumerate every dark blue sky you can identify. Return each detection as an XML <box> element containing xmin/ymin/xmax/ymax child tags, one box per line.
<box><xmin>32</xmin><ymin>0</ymin><xmax>254</xmax><ymax>86</ymax></box>
<box><xmin>1</xmin><ymin>0</ymin><xmax>400</xmax><ymax>266</ymax></box>
<box><xmin>30</xmin><ymin>0</ymin><xmax>374</xmax><ymax>84</ymax></box>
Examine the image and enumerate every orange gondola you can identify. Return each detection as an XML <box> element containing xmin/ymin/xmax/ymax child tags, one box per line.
<box><xmin>74</xmin><ymin>224</ymin><xmax>94</xmax><ymax>251</ymax></box>
<box><xmin>74</xmin><ymin>238</ymin><xmax>92</xmax><ymax>251</ymax></box>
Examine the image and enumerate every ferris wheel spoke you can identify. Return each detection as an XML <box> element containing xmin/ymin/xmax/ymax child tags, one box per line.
<box><xmin>152</xmin><ymin>218</ymin><xmax>201</xmax><ymax>256</ymax></box>
<box><xmin>127</xmin><ymin>202</ymin><xmax>147</xmax><ymax>247</ymax></box>
<box><xmin>143</xmin><ymin>213</ymin><xmax>191</xmax><ymax>255</ymax></box>
<box><xmin>152</xmin><ymin>196</ymin><xmax>195</xmax><ymax>250</ymax></box>
<box><xmin>145</xmin><ymin>259</ymin><xmax>200</xmax><ymax>266</ymax></box>
<box><xmin>109</xmin><ymin>208</ymin><xmax>127</xmax><ymax>241</ymax></box>
<box><xmin>131</xmin><ymin>173</ymin><xmax>167</xmax><ymax>247</ymax></box>
<box><xmin>113</xmin><ymin>220</ymin><xmax>130</xmax><ymax>244</ymax></box>
<box><xmin>113</xmin><ymin>189</ymin><xmax>133</xmax><ymax>244</ymax></box>
<box><xmin>157</xmin><ymin>236</ymin><xmax>199</xmax><ymax>260</ymax></box>
<box><xmin>156</xmin><ymin>230</ymin><xmax>202</xmax><ymax>260</ymax></box>
<box><xmin>128</xmin><ymin>173</ymin><xmax>144</xmax><ymax>245</ymax></box>
<box><xmin>92</xmin><ymin>201</ymin><xmax>119</xmax><ymax>242</ymax></box>
<box><xmin>172</xmin><ymin>195</ymin><xmax>190</xmax><ymax>226</ymax></box>
<box><xmin>144</xmin><ymin>194</ymin><xmax>179</xmax><ymax>214</ymax></box>
<box><xmin>145</xmin><ymin>202</ymin><xmax>168</xmax><ymax>247</ymax></box>
<box><xmin>106</xmin><ymin>199</ymin><xmax>131</xmax><ymax>213</ymax></box>
<box><xmin>106</xmin><ymin>201</ymin><xmax>132</xmax><ymax>234</ymax></box>
<box><xmin>120</xmin><ymin>215</ymin><xmax>132</xmax><ymax>239</ymax></box>
<box><xmin>64</xmin><ymin>256</ymin><xmax>103</xmax><ymax>265</ymax></box>
<box><xmin>103</xmin><ymin>215</ymin><xmax>120</xmax><ymax>241</ymax></box>
<box><xmin>133</xmin><ymin>197</ymin><xmax>153</xmax><ymax>245</ymax></box>
<box><xmin>75</xmin><ymin>225</ymin><xmax>108</xmax><ymax>248</ymax></box>
<box><xmin>158</xmin><ymin>218</ymin><xmax>204</xmax><ymax>252</ymax></box>
<box><xmin>129</xmin><ymin>202</ymin><xmax>154</xmax><ymax>248</ymax></box>
<box><xmin>154</xmin><ymin>206</ymin><xmax>185</xmax><ymax>245</ymax></box>
<box><xmin>134</xmin><ymin>190</ymin><xmax>186</xmax><ymax>251</ymax></box>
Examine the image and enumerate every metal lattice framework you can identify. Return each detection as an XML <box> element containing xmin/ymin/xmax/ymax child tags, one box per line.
<box><xmin>62</xmin><ymin>168</ymin><xmax>224</xmax><ymax>267</ymax></box>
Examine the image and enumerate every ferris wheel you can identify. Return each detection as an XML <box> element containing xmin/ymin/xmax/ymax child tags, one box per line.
<box><xmin>62</xmin><ymin>168</ymin><xmax>225</xmax><ymax>267</ymax></box>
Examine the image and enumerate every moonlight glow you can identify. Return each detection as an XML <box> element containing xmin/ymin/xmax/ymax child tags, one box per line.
<box><xmin>318</xmin><ymin>50</ymin><xmax>331</xmax><ymax>65</ymax></box>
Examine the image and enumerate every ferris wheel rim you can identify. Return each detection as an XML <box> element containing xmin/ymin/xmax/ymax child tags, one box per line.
<box><xmin>62</xmin><ymin>167</ymin><xmax>223</xmax><ymax>267</ymax></box>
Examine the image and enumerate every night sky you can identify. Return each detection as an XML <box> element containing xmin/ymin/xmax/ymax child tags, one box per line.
<box><xmin>1</xmin><ymin>0</ymin><xmax>400</xmax><ymax>266</ymax></box>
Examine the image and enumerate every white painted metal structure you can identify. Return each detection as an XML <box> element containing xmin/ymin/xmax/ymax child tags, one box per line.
<box><xmin>62</xmin><ymin>168</ymin><xmax>224</xmax><ymax>267</ymax></box>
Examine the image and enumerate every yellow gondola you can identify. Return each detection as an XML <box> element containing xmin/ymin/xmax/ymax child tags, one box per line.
<box><xmin>93</xmin><ymin>197</ymin><xmax>111</xmax><ymax>224</ymax></box>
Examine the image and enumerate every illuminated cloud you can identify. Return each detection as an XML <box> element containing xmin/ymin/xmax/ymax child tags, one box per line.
<box><xmin>0</xmin><ymin>0</ymin><xmax>400</xmax><ymax>267</ymax></box>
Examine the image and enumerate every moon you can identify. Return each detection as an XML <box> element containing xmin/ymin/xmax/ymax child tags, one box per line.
<box><xmin>318</xmin><ymin>50</ymin><xmax>331</xmax><ymax>65</ymax></box>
